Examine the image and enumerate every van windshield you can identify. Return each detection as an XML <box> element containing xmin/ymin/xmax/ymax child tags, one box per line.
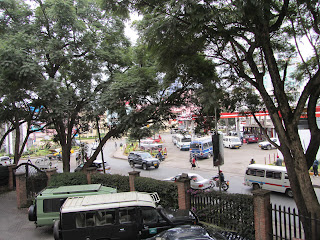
<box><xmin>190</xmin><ymin>143</ymin><xmax>201</xmax><ymax>149</ymax></box>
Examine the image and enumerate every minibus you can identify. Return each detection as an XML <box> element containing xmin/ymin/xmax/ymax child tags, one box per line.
<box><xmin>223</xmin><ymin>136</ymin><xmax>242</xmax><ymax>149</ymax></box>
<box><xmin>28</xmin><ymin>184</ymin><xmax>117</xmax><ymax>227</ymax></box>
<box><xmin>189</xmin><ymin>137</ymin><xmax>213</xmax><ymax>159</ymax></box>
<box><xmin>244</xmin><ymin>164</ymin><xmax>292</xmax><ymax>197</ymax></box>
<box><xmin>175</xmin><ymin>134</ymin><xmax>192</xmax><ymax>151</ymax></box>
<box><xmin>53</xmin><ymin>192</ymin><xmax>198</xmax><ymax>240</ymax></box>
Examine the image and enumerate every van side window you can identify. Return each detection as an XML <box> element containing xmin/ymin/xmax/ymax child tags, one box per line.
<box><xmin>141</xmin><ymin>208</ymin><xmax>163</xmax><ymax>224</ymax></box>
<box><xmin>95</xmin><ymin>210</ymin><xmax>115</xmax><ymax>226</ymax></box>
<box><xmin>119</xmin><ymin>208</ymin><xmax>135</xmax><ymax>223</ymax></box>
<box><xmin>43</xmin><ymin>198</ymin><xmax>66</xmax><ymax>213</ymax></box>
<box><xmin>76</xmin><ymin>213</ymin><xmax>85</xmax><ymax>228</ymax></box>
<box><xmin>85</xmin><ymin>212</ymin><xmax>95</xmax><ymax>227</ymax></box>
<box><xmin>256</xmin><ymin>170</ymin><xmax>265</xmax><ymax>177</ymax></box>
<box><xmin>266</xmin><ymin>171</ymin><xmax>282</xmax><ymax>180</ymax></box>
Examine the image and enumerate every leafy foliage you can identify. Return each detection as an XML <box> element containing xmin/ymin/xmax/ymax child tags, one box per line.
<box><xmin>48</xmin><ymin>172</ymin><xmax>87</xmax><ymax>187</ymax></box>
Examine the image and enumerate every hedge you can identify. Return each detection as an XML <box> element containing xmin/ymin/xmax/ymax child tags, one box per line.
<box><xmin>91</xmin><ymin>174</ymin><xmax>178</xmax><ymax>209</ymax></box>
<box><xmin>48</xmin><ymin>172</ymin><xmax>87</xmax><ymax>187</ymax></box>
<box><xmin>47</xmin><ymin>172</ymin><xmax>178</xmax><ymax>209</ymax></box>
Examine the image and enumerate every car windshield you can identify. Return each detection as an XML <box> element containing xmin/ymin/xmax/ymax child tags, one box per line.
<box><xmin>161</xmin><ymin>208</ymin><xmax>196</xmax><ymax>222</ymax></box>
<box><xmin>190</xmin><ymin>175</ymin><xmax>204</xmax><ymax>182</ymax></box>
<box><xmin>140</xmin><ymin>153</ymin><xmax>153</xmax><ymax>159</ymax></box>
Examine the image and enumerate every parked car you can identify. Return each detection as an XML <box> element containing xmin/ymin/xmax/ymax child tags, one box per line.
<box><xmin>258</xmin><ymin>138</ymin><xmax>279</xmax><ymax>150</ymax></box>
<box><xmin>34</xmin><ymin>158</ymin><xmax>54</xmax><ymax>170</ymax></box>
<box><xmin>53</xmin><ymin>192</ymin><xmax>199</xmax><ymax>240</ymax></box>
<box><xmin>28</xmin><ymin>184</ymin><xmax>116</xmax><ymax>227</ymax></box>
<box><xmin>146</xmin><ymin>224</ymin><xmax>226</xmax><ymax>240</ymax></box>
<box><xmin>128</xmin><ymin>151</ymin><xmax>160</xmax><ymax>170</ymax></box>
<box><xmin>74</xmin><ymin>159</ymin><xmax>111</xmax><ymax>173</ymax></box>
<box><xmin>0</xmin><ymin>156</ymin><xmax>12</xmax><ymax>166</ymax></box>
<box><xmin>164</xmin><ymin>173</ymin><xmax>213</xmax><ymax>190</ymax></box>
<box><xmin>140</xmin><ymin>139</ymin><xmax>162</xmax><ymax>150</ymax></box>
<box><xmin>244</xmin><ymin>134</ymin><xmax>259</xmax><ymax>143</ymax></box>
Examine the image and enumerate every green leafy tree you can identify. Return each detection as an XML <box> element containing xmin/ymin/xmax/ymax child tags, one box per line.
<box><xmin>23</xmin><ymin>0</ymin><xmax>132</xmax><ymax>172</ymax></box>
<box><xmin>0</xmin><ymin>0</ymin><xmax>48</xmax><ymax>163</ymax></box>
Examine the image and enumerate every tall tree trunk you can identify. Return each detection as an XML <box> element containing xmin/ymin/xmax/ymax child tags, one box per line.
<box><xmin>13</xmin><ymin>122</ymin><xmax>20</xmax><ymax>165</ymax></box>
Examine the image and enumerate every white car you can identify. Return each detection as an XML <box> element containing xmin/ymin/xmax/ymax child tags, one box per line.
<box><xmin>164</xmin><ymin>173</ymin><xmax>213</xmax><ymax>190</ymax></box>
<box><xmin>0</xmin><ymin>156</ymin><xmax>13</xmax><ymax>166</ymax></box>
<box><xmin>258</xmin><ymin>138</ymin><xmax>279</xmax><ymax>150</ymax></box>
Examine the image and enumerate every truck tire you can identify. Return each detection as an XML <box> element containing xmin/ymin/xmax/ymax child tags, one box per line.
<box><xmin>28</xmin><ymin>205</ymin><xmax>37</xmax><ymax>221</ymax></box>
<box><xmin>53</xmin><ymin>220</ymin><xmax>61</xmax><ymax>240</ymax></box>
<box><xmin>286</xmin><ymin>189</ymin><xmax>294</xmax><ymax>198</ymax></box>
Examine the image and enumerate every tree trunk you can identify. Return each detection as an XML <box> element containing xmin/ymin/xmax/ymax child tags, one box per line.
<box><xmin>281</xmin><ymin>129</ymin><xmax>320</xmax><ymax>240</ymax></box>
<box><xmin>13</xmin><ymin>122</ymin><xmax>21</xmax><ymax>165</ymax></box>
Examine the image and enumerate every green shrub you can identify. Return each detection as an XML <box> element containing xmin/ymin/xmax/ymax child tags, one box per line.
<box><xmin>92</xmin><ymin>173</ymin><xmax>130</xmax><ymax>192</ymax></box>
<box><xmin>48</xmin><ymin>172</ymin><xmax>87</xmax><ymax>187</ymax></box>
<box><xmin>92</xmin><ymin>174</ymin><xmax>178</xmax><ymax>208</ymax></box>
<box><xmin>134</xmin><ymin>176</ymin><xmax>178</xmax><ymax>208</ymax></box>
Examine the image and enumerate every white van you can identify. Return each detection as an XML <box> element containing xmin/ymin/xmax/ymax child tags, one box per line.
<box><xmin>223</xmin><ymin>136</ymin><xmax>242</xmax><ymax>149</ymax></box>
<box><xmin>244</xmin><ymin>164</ymin><xmax>292</xmax><ymax>197</ymax></box>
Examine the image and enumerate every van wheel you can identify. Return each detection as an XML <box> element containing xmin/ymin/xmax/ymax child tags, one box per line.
<box><xmin>53</xmin><ymin>220</ymin><xmax>61</xmax><ymax>240</ymax></box>
<box><xmin>28</xmin><ymin>205</ymin><xmax>37</xmax><ymax>221</ymax></box>
<box><xmin>207</xmin><ymin>153</ymin><xmax>212</xmax><ymax>158</ymax></box>
<box><xmin>252</xmin><ymin>183</ymin><xmax>260</xmax><ymax>190</ymax></box>
<box><xmin>286</xmin><ymin>189</ymin><xmax>294</xmax><ymax>198</ymax></box>
<box><xmin>142</xmin><ymin>163</ymin><xmax>148</xmax><ymax>170</ymax></box>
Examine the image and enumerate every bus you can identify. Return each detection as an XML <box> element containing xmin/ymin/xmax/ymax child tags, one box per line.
<box><xmin>189</xmin><ymin>137</ymin><xmax>213</xmax><ymax>159</ymax></box>
<box><xmin>244</xmin><ymin>164</ymin><xmax>292</xmax><ymax>197</ymax></box>
<box><xmin>175</xmin><ymin>134</ymin><xmax>192</xmax><ymax>151</ymax></box>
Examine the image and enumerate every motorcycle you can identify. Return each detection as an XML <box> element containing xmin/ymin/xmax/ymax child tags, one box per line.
<box><xmin>210</xmin><ymin>176</ymin><xmax>230</xmax><ymax>191</ymax></box>
<box><xmin>156</xmin><ymin>154</ymin><xmax>165</xmax><ymax>162</ymax></box>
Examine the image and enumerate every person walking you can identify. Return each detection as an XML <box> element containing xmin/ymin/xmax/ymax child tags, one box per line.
<box><xmin>313</xmin><ymin>159</ymin><xmax>319</xmax><ymax>177</ymax></box>
<box><xmin>191</xmin><ymin>157</ymin><xmax>196</xmax><ymax>170</ymax></box>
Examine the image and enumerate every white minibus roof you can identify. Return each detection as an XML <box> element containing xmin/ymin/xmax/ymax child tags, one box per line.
<box><xmin>247</xmin><ymin>164</ymin><xmax>287</xmax><ymax>172</ymax></box>
<box><xmin>61</xmin><ymin>192</ymin><xmax>159</xmax><ymax>213</ymax></box>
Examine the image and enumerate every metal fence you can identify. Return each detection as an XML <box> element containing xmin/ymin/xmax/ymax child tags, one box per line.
<box><xmin>191</xmin><ymin>192</ymin><xmax>254</xmax><ymax>240</ymax></box>
<box><xmin>271</xmin><ymin>204</ymin><xmax>320</xmax><ymax>239</ymax></box>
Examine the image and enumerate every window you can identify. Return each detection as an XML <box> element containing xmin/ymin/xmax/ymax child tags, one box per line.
<box><xmin>85</xmin><ymin>212</ymin><xmax>95</xmax><ymax>227</ymax></box>
<box><xmin>141</xmin><ymin>208</ymin><xmax>163</xmax><ymax>224</ymax></box>
<box><xmin>43</xmin><ymin>198</ymin><xmax>66</xmax><ymax>213</ymax></box>
<box><xmin>119</xmin><ymin>208</ymin><xmax>135</xmax><ymax>223</ymax></box>
<box><xmin>266</xmin><ymin>171</ymin><xmax>282</xmax><ymax>180</ymax></box>
<box><xmin>256</xmin><ymin>170</ymin><xmax>265</xmax><ymax>177</ymax></box>
<box><xmin>76</xmin><ymin>213</ymin><xmax>85</xmax><ymax>228</ymax></box>
<box><xmin>95</xmin><ymin>210</ymin><xmax>115</xmax><ymax>226</ymax></box>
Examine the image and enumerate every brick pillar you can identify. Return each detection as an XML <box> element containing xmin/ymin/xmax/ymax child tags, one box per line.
<box><xmin>15</xmin><ymin>172</ymin><xmax>27</xmax><ymax>208</ymax></box>
<box><xmin>176</xmin><ymin>173</ymin><xmax>191</xmax><ymax>210</ymax></box>
<box><xmin>253</xmin><ymin>189</ymin><xmax>271</xmax><ymax>240</ymax></box>
<box><xmin>7</xmin><ymin>164</ymin><xmax>16</xmax><ymax>191</ymax></box>
<box><xmin>85</xmin><ymin>167</ymin><xmax>97</xmax><ymax>184</ymax></box>
<box><xmin>129</xmin><ymin>171</ymin><xmax>140</xmax><ymax>191</ymax></box>
<box><xmin>45</xmin><ymin>168</ymin><xmax>57</xmax><ymax>186</ymax></box>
